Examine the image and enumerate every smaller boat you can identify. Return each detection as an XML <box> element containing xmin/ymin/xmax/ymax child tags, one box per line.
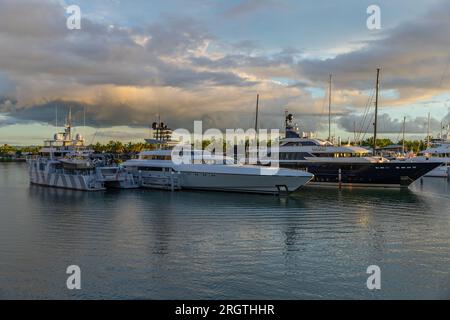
<box><xmin>27</xmin><ymin>109</ymin><xmax>139</xmax><ymax>191</ymax></box>
<box><xmin>413</xmin><ymin>135</ymin><xmax>450</xmax><ymax>178</ymax></box>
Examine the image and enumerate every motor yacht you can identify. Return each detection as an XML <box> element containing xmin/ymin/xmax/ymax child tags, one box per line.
<box><xmin>275</xmin><ymin>113</ymin><xmax>442</xmax><ymax>187</ymax></box>
<box><xmin>122</xmin><ymin>122</ymin><xmax>314</xmax><ymax>194</ymax></box>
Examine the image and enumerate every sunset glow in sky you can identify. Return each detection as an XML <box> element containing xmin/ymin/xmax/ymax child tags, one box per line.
<box><xmin>0</xmin><ymin>0</ymin><xmax>449</xmax><ymax>145</ymax></box>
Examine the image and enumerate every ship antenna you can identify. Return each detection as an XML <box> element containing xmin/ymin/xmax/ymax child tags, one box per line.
<box><xmin>402</xmin><ymin>116</ymin><xmax>406</xmax><ymax>156</ymax></box>
<box><xmin>66</xmin><ymin>106</ymin><xmax>73</xmax><ymax>142</ymax></box>
<box><xmin>373</xmin><ymin>68</ymin><xmax>381</xmax><ymax>156</ymax></box>
<box><xmin>328</xmin><ymin>74</ymin><xmax>332</xmax><ymax>142</ymax></box>
<box><xmin>427</xmin><ymin>112</ymin><xmax>431</xmax><ymax>148</ymax></box>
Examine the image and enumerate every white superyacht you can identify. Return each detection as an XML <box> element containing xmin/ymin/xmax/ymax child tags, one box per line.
<box><xmin>122</xmin><ymin>122</ymin><xmax>314</xmax><ymax>194</ymax></box>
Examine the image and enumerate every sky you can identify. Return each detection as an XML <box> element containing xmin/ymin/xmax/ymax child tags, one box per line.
<box><xmin>0</xmin><ymin>0</ymin><xmax>450</xmax><ymax>145</ymax></box>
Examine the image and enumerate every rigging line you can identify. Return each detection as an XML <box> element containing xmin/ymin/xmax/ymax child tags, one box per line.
<box><xmin>359</xmin><ymin>88</ymin><xmax>375</xmax><ymax>134</ymax></box>
<box><xmin>395</xmin><ymin>122</ymin><xmax>403</xmax><ymax>143</ymax></box>
<box><xmin>357</xmin><ymin>89</ymin><xmax>375</xmax><ymax>143</ymax></box>
<box><xmin>360</xmin><ymin>113</ymin><xmax>375</xmax><ymax>143</ymax></box>
<box><xmin>89</xmin><ymin>131</ymin><xmax>98</xmax><ymax>145</ymax></box>
<box><xmin>360</xmin><ymin>90</ymin><xmax>377</xmax><ymax>143</ymax></box>
<box><xmin>364</xmin><ymin>72</ymin><xmax>383</xmax><ymax>144</ymax></box>
<box><xmin>360</xmin><ymin>113</ymin><xmax>373</xmax><ymax>142</ymax></box>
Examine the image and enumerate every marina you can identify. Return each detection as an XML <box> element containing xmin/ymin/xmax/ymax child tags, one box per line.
<box><xmin>1</xmin><ymin>0</ymin><xmax>450</xmax><ymax>304</ymax></box>
<box><xmin>22</xmin><ymin>104</ymin><xmax>445</xmax><ymax>195</ymax></box>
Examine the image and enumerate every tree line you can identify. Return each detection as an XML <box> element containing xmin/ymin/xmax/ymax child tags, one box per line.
<box><xmin>0</xmin><ymin>137</ymin><xmax>432</xmax><ymax>158</ymax></box>
<box><xmin>358</xmin><ymin>138</ymin><xmax>429</xmax><ymax>153</ymax></box>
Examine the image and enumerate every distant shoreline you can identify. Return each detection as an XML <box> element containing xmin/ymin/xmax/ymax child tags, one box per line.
<box><xmin>0</xmin><ymin>158</ymin><xmax>26</xmax><ymax>163</ymax></box>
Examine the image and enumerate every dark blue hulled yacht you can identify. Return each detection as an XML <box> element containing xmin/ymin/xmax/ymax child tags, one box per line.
<box><xmin>277</xmin><ymin>113</ymin><xmax>441</xmax><ymax>187</ymax></box>
<box><xmin>275</xmin><ymin>68</ymin><xmax>441</xmax><ymax>187</ymax></box>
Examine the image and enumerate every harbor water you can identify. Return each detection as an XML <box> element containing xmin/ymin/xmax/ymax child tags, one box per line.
<box><xmin>0</xmin><ymin>162</ymin><xmax>449</xmax><ymax>299</ymax></box>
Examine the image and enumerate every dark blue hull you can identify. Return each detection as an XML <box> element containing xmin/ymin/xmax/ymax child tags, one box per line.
<box><xmin>280</xmin><ymin>161</ymin><xmax>442</xmax><ymax>187</ymax></box>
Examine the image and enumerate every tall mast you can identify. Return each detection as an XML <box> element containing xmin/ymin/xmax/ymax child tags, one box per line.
<box><xmin>427</xmin><ymin>112</ymin><xmax>431</xmax><ymax>147</ymax></box>
<box><xmin>373</xmin><ymin>68</ymin><xmax>380</xmax><ymax>156</ymax></box>
<box><xmin>68</xmin><ymin>107</ymin><xmax>72</xmax><ymax>133</ymax></box>
<box><xmin>255</xmin><ymin>94</ymin><xmax>259</xmax><ymax>142</ymax></box>
<box><xmin>158</xmin><ymin>114</ymin><xmax>161</xmax><ymax>141</ymax></box>
<box><xmin>402</xmin><ymin>116</ymin><xmax>406</xmax><ymax>155</ymax></box>
<box><xmin>67</xmin><ymin>107</ymin><xmax>72</xmax><ymax>127</ymax></box>
<box><xmin>328</xmin><ymin>74</ymin><xmax>332</xmax><ymax>142</ymax></box>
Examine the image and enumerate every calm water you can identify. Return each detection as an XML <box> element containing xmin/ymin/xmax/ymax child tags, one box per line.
<box><xmin>0</xmin><ymin>162</ymin><xmax>449</xmax><ymax>299</ymax></box>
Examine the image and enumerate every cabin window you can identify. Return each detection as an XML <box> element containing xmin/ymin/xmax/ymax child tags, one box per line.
<box><xmin>138</xmin><ymin>167</ymin><xmax>164</xmax><ymax>171</ymax></box>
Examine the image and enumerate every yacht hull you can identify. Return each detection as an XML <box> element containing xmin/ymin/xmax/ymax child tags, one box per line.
<box><xmin>134</xmin><ymin>170</ymin><xmax>312</xmax><ymax>194</ymax></box>
<box><xmin>280</xmin><ymin>161</ymin><xmax>442</xmax><ymax>188</ymax></box>
<box><xmin>180</xmin><ymin>172</ymin><xmax>312</xmax><ymax>194</ymax></box>
<box><xmin>28</xmin><ymin>166</ymin><xmax>105</xmax><ymax>191</ymax></box>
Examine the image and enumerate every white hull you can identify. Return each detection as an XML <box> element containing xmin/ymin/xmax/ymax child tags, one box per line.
<box><xmin>136</xmin><ymin>170</ymin><xmax>312</xmax><ymax>194</ymax></box>
<box><xmin>123</xmin><ymin>149</ymin><xmax>314</xmax><ymax>194</ymax></box>
<box><xmin>181</xmin><ymin>172</ymin><xmax>311</xmax><ymax>194</ymax></box>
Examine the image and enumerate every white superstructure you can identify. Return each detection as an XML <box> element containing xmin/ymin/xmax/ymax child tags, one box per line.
<box><xmin>27</xmin><ymin>109</ymin><xmax>138</xmax><ymax>191</ymax></box>
<box><xmin>414</xmin><ymin>135</ymin><xmax>450</xmax><ymax>178</ymax></box>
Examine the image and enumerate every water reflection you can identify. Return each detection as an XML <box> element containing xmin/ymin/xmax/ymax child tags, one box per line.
<box><xmin>1</xmin><ymin>163</ymin><xmax>450</xmax><ymax>299</ymax></box>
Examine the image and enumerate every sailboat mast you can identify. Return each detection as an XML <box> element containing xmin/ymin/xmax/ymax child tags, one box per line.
<box><xmin>255</xmin><ymin>94</ymin><xmax>259</xmax><ymax>131</ymax></box>
<box><xmin>373</xmin><ymin>68</ymin><xmax>380</xmax><ymax>156</ymax></box>
<box><xmin>353</xmin><ymin>121</ymin><xmax>356</xmax><ymax>145</ymax></box>
<box><xmin>402</xmin><ymin>116</ymin><xmax>406</xmax><ymax>155</ymax></box>
<box><xmin>67</xmin><ymin>107</ymin><xmax>72</xmax><ymax>141</ymax></box>
<box><xmin>328</xmin><ymin>74</ymin><xmax>332</xmax><ymax>142</ymax></box>
<box><xmin>255</xmin><ymin>94</ymin><xmax>259</xmax><ymax>142</ymax></box>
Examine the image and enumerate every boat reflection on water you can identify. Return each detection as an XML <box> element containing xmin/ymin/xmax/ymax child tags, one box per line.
<box><xmin>4</xmin><ymin>158</ymin><xmax>450</xmax><ymax>299</ymax></box>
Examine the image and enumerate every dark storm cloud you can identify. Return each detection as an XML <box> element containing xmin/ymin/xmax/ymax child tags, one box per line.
<box><xmin>298</xmin><ymin>1</ymin><xmax>450</xmax><ymax>95</ymax></box>
<box><xmin>1</xmin><ymin>0</ymin><xmax>449</xmax><ymax>137</ymax></box>
<box><xmin>0</xmin><ymin>0</ymin><xmax>253</xmax><ymax>90</ymax></box>
<box><xmin>337</xmin><ymin>111</ymin><xmax>450</xmax><ymax>134</ymax></box>
<box><xmin>190</xmin><ymin>47</ymin><xmax>299</xmax><ymax>70</ymax></box>
<box><xmin>0</xmin><ymin>100</ymin><xmax>137</xmax><ymax>128</ymax></box>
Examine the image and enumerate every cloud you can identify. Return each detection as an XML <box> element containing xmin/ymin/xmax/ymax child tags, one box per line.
<box><xmin>297</xmin><ymin>1</ymin><xmax>450</xmax><ymax>109</ymax></box>
<box><xmin>94</xmin><ymin>130</ymin><xmax>149</xmax><ymax>140</ymax></box>
<box><xmin>337</xmin><ymin>110</ymin><xmax>450</xmax><ymax>135</ymax></box>
<box><xmin>0</xmin><ymin>0</ymin><xmax>67</xmax><ymax>39</ymax></box>
<box><xmin>223</xmin><ymin>0</ymin><xmax>286</xmax><ymax>18</ymax></box>
<box><xmin>1</xmin><ymin>0</ymin><xmax>449</xmax><ymax>143</ymax></box>
<box><xmin>0</xmin><ymin>1</ymin><xmax>255</xmax><ymax>97</ymax></box>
